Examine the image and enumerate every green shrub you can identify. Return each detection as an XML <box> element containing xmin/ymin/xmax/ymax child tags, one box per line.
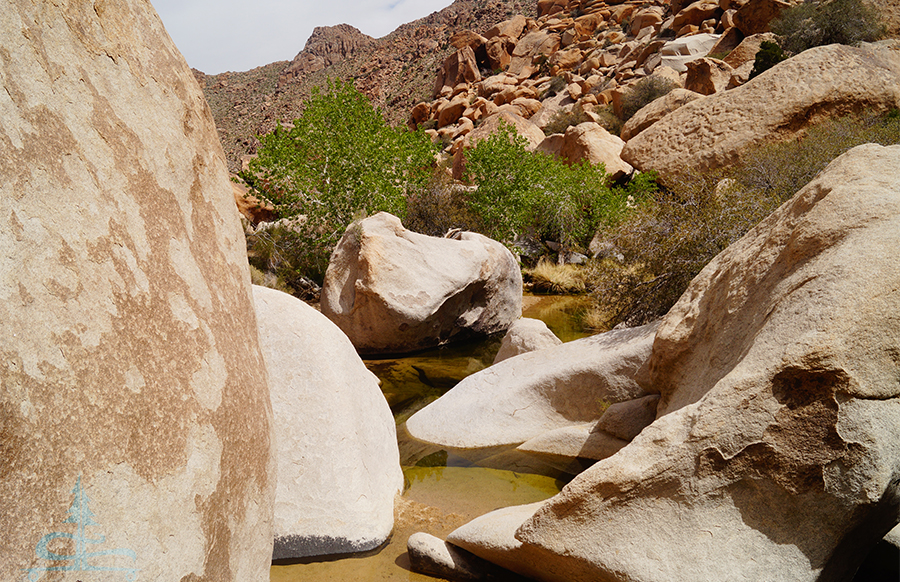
<box><xmin>749</xmin><ymin>41</ymin><xmax>788</xmax><ymax>79</ymax></box>
<box><xmin>243</xmin><ymin>78</ymin><xmax>437</xmax><ymax>284</ymax></box>
<box><xmin>620</xmin><ymin>76</ymin><xmax>677</xmax><ymax>122</ymax></box>
<box><xmin>544</xmin><ymin>109</ymin><xmax>592</xmax><ymax>135</ymax></box>
<box><xmin>462</xmin><ymin>121</ymin><xmax>629</xmax><ymax>252</ymax></box>
<box><xmin>771</xmin><ymin>0</ymin><xmax>886</xmax><ymax>56</ymax></box>
<box><xmin>586</xmin><ymin>111</ymin><xmax>900</xmax><ymax>327</ymax></box>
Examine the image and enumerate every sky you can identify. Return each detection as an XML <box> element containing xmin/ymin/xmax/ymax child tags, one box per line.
<box><xmin>152</xmin><ymin>0</ymin><xmax>456</xmax><ymax>74</ymax></box>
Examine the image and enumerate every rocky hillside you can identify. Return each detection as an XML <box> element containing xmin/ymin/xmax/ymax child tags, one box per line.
<box><xmin>409</xmin><ymin>0</ymin><xmax>898</xmax><ymax>176</ymax></box>
<box><xmin>197</xmin><ymin>0</ymin><xmax>537</xmax><ymax>171</ymax></box>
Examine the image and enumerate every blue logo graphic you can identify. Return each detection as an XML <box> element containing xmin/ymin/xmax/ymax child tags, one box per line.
<box><xmin>23</xmin><ymin>476</ymin><xmax>138</xmax><ymax>581</ymax></box>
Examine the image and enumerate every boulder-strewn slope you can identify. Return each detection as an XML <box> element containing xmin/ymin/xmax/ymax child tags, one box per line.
<box><xmin>0</xmin><ymin>1</ymin><xmax>275</xmax><ymax>580</ymax></box>
<box><xmin>621</xmin><ymin>43</ymin><xmax>900</xmax><ymax>182</ymax></box>
<box><xmin>196</xmin><ymin>0</ymin><xmax>537</xmax><ymax>170</ymax></box>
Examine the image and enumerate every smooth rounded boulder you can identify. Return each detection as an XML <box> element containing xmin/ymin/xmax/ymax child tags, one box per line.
<box><xmin>407</xmin><ymin>322</ymin><xmax>658</xmax><ymax>456</ymax></box>
<box><xmin>321</xmin><ymin>212</ymin><xmax>522</xmax><ymax>355</ymax></box>
<box><xmin>514</xmin><ymin>144</ymin><xmax>900</xmax><ymax>582</ymax></box>
<box><xmin>0</xmin><ymin>2</ymin><xmax>275</xmax><ymax>580</ymax></box>
<box><xmin>493</xmin><ymin>318</ymin><xmax>562</xmax><ymax>364</ymax></box>
<box><xmin>253</xmin><ymin>286</ymin><xmax>402</xmax><ymax>559</ymax></box>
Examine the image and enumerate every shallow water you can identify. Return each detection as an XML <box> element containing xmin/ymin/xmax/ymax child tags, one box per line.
<box><xmin>271</xmin><ymin>294</ymin><xmax>589</xmax><ymax>581</ymax></box>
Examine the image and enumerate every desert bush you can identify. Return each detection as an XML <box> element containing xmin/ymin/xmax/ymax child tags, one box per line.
<box><xmin>749</xmin><ymin>41</ymin><xmax>788</xmax><ymax>79</ymax></box>
<box><xmin>544</xmin><ymin>109</ymin><xmax>592</xmax><ymax>135</ymax></box>
<box><xmin>540</xmin><ymin>75</ymin><xmax>569</xmax><ymax>100</ymax></box>
<box><xmin>619</xmin><ymin>76</ymin><xmax>677</xmax><ymax>122</ymax></box>
<box><xmin>586</xmin><ymin>110</ymin><xmax>900</xmax><ymax>327</ymax></box>
<box><xmin>771</xmin><ymin>0</ymin><xmax>886</xmax><ymax>56</ymax></box>
<box><xmin>404</xmin><ymin>168</ymin><xmax>480</xmax><ymax>236</ymax></box>
<box><xmin>525</xmin><ymin>259</ymin><xmax>587</xmax><ymax>294</ymax></box>
<box><xmin>243</xmin><ymin>78</ymin><xmax>437</xmax><ymax>284</ymax></box>
<box><xmin>462</xmin><ymin>122</ymin><xmax>630</xmax><ymax>253</ymax></box>
<box><xmin>593</xmin><ymin>105</ymin><xmax>625</xmax><ymax>136</ymax></box>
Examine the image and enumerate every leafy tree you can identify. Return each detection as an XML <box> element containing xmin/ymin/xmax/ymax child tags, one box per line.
<box><xmin>461</xmin><ymin>122</ymin><xmax>631</xmax><ymax>254</ymax></box>
<box><xmin>244</xmin><ymin>79</ymin><xmax>437</xmax><ymax>282</ymax></box>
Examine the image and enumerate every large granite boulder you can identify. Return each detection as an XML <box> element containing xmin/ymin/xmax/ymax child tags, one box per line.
<box><xmin>252</xmin><ymin>286</ymin><xmax>402</xmax><ymax>559</ymax></box>
<box><xmin>504</xmin><ymin>144</ymin><xmax>900</xmax><ymax>582</ymax></box>
<box><xmin>406</xmin><ymin>322</ymin><xmax>658</xmax><ymax>457</ymax></box>
<box><xmin>622</xmin><ymin>43</ymin><xmax>900</xmax><ymax>184</ymax></box>
<box><xmin>0</xmin><ymin>2</ymin><xmax>275</xmax><ymax>580</ymax></box>
<box><xmin>321</xmin><ymin>212</ymin><xmax>522</xmax><ymax>355</ymax></box>
<box><xmin>620</xmin><ymin>88</ymin><xmax>705</xmax><ymax>141</ymax></box>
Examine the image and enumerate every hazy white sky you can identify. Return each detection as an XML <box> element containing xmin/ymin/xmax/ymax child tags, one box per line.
<box><xmin>152</xmin><ymin>0</ymin><xmax>455</xmax><ymax>74</ymax></box>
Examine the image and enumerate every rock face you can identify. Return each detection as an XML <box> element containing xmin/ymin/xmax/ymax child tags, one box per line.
<box><xmin>320</xmin><ymin>213</ymin><xmax>522</xmax><ymax>355</ymax></box>
<box><xmin>622</xmin><ymin>44</ymin><xmax>900</xmax><ymax>183</ymax></box>
<box><xmin>0</xmin><ymin>2</ymin><xmax>275</xmax><ymax>581</ymax></box>
<box><xmin>407</xmin><ymin>322</ymin><xmax>658</xmax><ymax>454</ymax></box>
<box><xmin>252</xmin><ymin>286</ymin><xmax>402</xmax><ymax>559</ymax></box>
<box><xmin>512</xmin><ymin>144</ymin><xmax>900</xmax><ymax>582</ymax></box>
<box><xmin>281</xmin><ymin>24</ymin><xmax>374</xmax><ymax>81</ymax></box>
<box><xmin>620</xmin><ymin>88</ymin><xmax>704</xmax><ymax>141</ymax></box>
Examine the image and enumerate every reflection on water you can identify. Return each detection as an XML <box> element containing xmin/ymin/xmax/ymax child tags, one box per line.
<box><xmin>521</xmin><ymin>293</ymin><xmax>592</xmax><ymax>343</ymax></box>
<box><xmin>272</xmin><ymin>295</ymin><xmax>589</xmax><ymax>581</ymax></box>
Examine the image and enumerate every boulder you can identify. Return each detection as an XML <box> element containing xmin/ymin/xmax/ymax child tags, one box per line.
<box><xmin>672</xmin><ymin>0</ymin><xmax>721</xmax><ymax>31</ymax></box>
<box><xmin>684</xmin><ymin>57</ymin><xmax>735</xmax><ymax>95</ymax></box>
<box><xmin>515</xmin><ymin>144</ymin><xmax>900</xmax><ymax>582</ymax></box>
<box><xmin>622</xmin><ymin>44</ymin><xmax>900</xmax><ymax>184</ymax></box>
<box><xmin>723</xmin><ymin>32</ymin><xmax>777</xmax><ymax>68</ymax></box>
<box><xmin>595</xmin><ymin>394</ymin><xmax>661</xmax><ymax>441</ymax></box>
<box><xmin>516</xmin><ymin>424</ymin><xmax>629</xmax><ymax>462</ymax></box>
<box><xmin>446</xmin><ymin>503</ymin><xmax>549</xmax><ymax>579</ymax></box>
<box><xmin>0</xmin><ymin>2</ymin><xmax>275</xmax><ymax>580</ymax></box>
<box><xmin>733</xmin><ymin>0</ymin><xmax>793</xmax><ymax>35</ymax></box>
<box><xmin>508</xmin><ymin>31</ymin><xmax>561</xmax><ymax>79</ymax></box>
<box><xmin>493</xmin><ymin>318</ymin><xmax>563</xmax><ymax>364</ymax></box>
<box><xmin>620</xmin><ymin>88</ymin><xmax>704</xmax><ymax>141</ymax></box>
<box><xmin>485</xmin><ymin>36</ymin><xmax>516</xmax><ymax>71</ymax></box>
<box><xmin>408</xmin><ymin>532</ymin><xmax>509</xmax><ymax>580</ymax></box>
<box><xmin>659</xmin><ymin>33</ymin><xmax>721</xmax><ymax>71</ymax></box>
<box><xmin>485</xmin><ymin>15</ymin><xmax>528</xmax><ymax>40</ymax></box>
<box><xmin>706</xmin><ymin>25</ymin><xmax>745</xmax><ymax>58</ymax></box>
<box><xmin>320</xmin><ymin>213</ymin><xmax>522</xmax><ymax>355</ymax></box>
<box><xmin>252</xmin><ymin>286</ymin><xmax>402</xmax><ymax>559</ymax></box>
<box><xmin>559</xmin><ymin>122</ymin><xmax>633</xmax><ymax>181</ymax></box>
<box><xmin>434</xmin><ymin>47</ymin><xmax>482</xmax><ymax>97</ymax></box>
<box><xmin>406</xmin><ymin>322</ymin><xmax>658</xmax><ymax>454</ymax></box>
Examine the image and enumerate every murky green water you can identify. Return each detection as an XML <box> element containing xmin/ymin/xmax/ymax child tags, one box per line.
<box><xmin>272</xmin><ymin>294</ymin><xmax>589</xmax><ymax>581</ymax></box>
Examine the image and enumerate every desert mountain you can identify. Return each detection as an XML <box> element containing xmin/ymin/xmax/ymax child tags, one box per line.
<box><xmin>196</xmin><ymin>0</ymin><xmax>537</xmax><ymax>171</ymax></box>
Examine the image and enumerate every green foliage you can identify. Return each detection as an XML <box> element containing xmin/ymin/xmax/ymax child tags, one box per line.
<box><xmin>244</xmin><ymin>78</ymin><xmax>437</xmax><ymax>283</ymax></box>
<box><xmin>620</xmin><ymin>76</ymin><xmax>677</xmax><ymax>122</ymax></box>
<box><xmin>586</xmin><ymin>110</ymin><xmax>900</xmax><ymax>327</ymax></box>
<box><xmin>749</xmin><ymin>41</ymin><xmax>788</xmax><ymax>79</ymax></box>
<box><xmin>462</xmin><ymin>121</ymin><xmax>630</xmax><ymax>252</ymax></box>
<box><xmin>771</xmin><ymin>0</ymin><xmax>886</xmax><ymax>56</ymax></box>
